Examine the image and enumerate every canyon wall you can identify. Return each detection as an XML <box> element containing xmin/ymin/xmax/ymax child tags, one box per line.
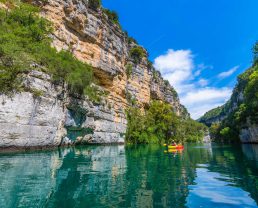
<box><xmin>199</xmin><ymin>67</ymin><xmax>258</xmax><ymax>143</ymax></box>
<box><xmin>0</xmin><ymin>0</ymin><xmax>188</xmax><ymax>148</ymax></box>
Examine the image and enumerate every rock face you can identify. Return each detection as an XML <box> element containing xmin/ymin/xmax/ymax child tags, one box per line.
<box><xmin>0</xmin><ymin>0</ymin><xmax>187</xmax><ymax>148</ymax></box>
<box><xmin>202</xmin><ymin>134</ymin><xmax>211</xmax><ymax>143</ymax></box>
<box><xmin>0</xmin><ymin>71</ymin><xmax>66</xmax><ymax>148</ymax></box>
<box><xmin>0</xmin><ymin>70</ymin><xmax>126</xmax><ymax>148</ymax></box>
<box><xmin>240</xmin><ymin>126</ymin><xmax>258</xmax><ymax>143</ymax></box>
<box><xmin>199</xmin><ymin>67</ymin><xmax>258</xmax><ymax>143</ymax></box>
<box><xmin>39</xmin><ymin>0</ymin><xmax>186</xmax><ymax>114</ymax></box>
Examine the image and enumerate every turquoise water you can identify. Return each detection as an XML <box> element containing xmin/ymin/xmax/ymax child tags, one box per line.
<box><xmin>0</xmin><ymin>144</ymin><xmax>258</xmax><ymax>208</ymax></box>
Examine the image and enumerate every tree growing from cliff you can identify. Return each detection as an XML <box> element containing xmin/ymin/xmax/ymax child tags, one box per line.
<box><xmin>129</xmin><ymin>46</ymin><xmax>145</xmax><ymax>64</ymax></box>
<box><xmin>88</xmin><ymin>0</ymin><xmax>101</xmax><ymax>11</ymax></box>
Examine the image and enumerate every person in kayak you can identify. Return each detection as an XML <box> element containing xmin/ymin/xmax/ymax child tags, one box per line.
<box><xmin>171</xmin><ymin>140</ymin><xmax>177</xmax><ymax>146</ymax></box>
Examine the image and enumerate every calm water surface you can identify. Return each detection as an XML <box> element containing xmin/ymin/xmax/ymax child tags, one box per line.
<box><xmin>0</xmin><ymin>144</ymin><xmax>258</xmax><ymax>208</ymax></box>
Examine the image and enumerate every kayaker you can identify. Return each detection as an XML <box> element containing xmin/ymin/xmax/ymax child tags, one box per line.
<box><xmin>171</xmin><ymin>140</ymin><xmax>177</xmax><ymax>146</ymax></box>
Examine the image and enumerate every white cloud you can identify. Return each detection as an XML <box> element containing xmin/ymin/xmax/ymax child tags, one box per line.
<box><xmin>198</xmin><ymin>79</ymin><xmax>208</xmax><ymax>87</ymax></box>
<box><xmin>195</xmin><ymin>64</ymin><xmax>213</xmax><ymax>77</ymax></box>
<box><xmin>181</xmin><ymin>88</ymin><xmax>231</xmax><ymax>106</ymax></box>
<box><xmin>154</xmin><ymin>49</ymin><xmax>194</xmax><ymax>92</ymax></box>
<box><xmin>218</xmin><ymin>66</ymin><xmax>239</xmax><ymax>79</ymax></box>
<box><xmin>154</xmin><ymin>49</ymin><xmax>233</xmax><ymax>119</ymax></box>
<box><xmin>194</xmin><ymin>70</ymin><xmax>202</xmax><ymax>77</ymax></box>
<box><xmin>181</xmin><ymin>88</ymin><xmax>232</xmax><ymax>119</ymax></box>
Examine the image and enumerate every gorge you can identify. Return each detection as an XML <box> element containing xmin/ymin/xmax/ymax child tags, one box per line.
<box><xmin>199</xmin><ymin>57</ymin><xmax>258</xmax><ymax>143</ymax></box>
<box><xmin>0</xmin><ymin>1</ymin><xmax>258</xmax><ymax>208</ymax></box>
<box><xmin>0</xmin><ymin>0</ymin><xmax>193</xmax><ymax>148</ymax></box>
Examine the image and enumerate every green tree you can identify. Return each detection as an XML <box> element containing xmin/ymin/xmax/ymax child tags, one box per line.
<box><xmin>88</xmin><ymin>0</ymin><xmax>101</xmax><ymax>11</ymax></box>
<box><xmin>244</xmin><ymin>69</ymin><xmax>258</xmax><ymax>123</ymax></box>
<box><xmin>129</xmin><ymin>46</ymin><xmax>145</xmax><ymax>64</ymax></box>
<box><xmin>126</xmin><ymin>100</ymin><xmax>207</xmax><ymax>144</ymax></box>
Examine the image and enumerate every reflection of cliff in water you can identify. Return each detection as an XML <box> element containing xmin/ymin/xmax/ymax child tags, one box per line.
<box><xmin>0</xmin><ymin>146</ymin><xmax>126</xmax><ymax>208</ymax></box>
<box><xmin>207</xmin><ymin>144</ymin><xmax>258</xmax><ymax>204</ymax></box>
<box><xmin>46</xmin><ymin>145</ymin><xmax>126</xmax><ymax>207</ymax></box>
<box><xmin>0</xmin><ymin>149</ymin><xmax>64</xmax><ymax>208</ymax></box>
<box><xmin>124</xmin><ymin>145</ymin><xmax>213</xmax><ymax>208</ymax></box>
<box><xmin>242</xmin><ymin>144</ymin><xmax>258</xmax><ymax>163</ymax></box>
<box><xmin>1</xmin><ymin>144</ymin><xmax>257</xmax><ymax>208</ymax></box>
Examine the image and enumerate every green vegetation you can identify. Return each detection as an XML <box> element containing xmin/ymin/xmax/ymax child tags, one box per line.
<box><xmin>202</xmin><ymin>42</ymin><xmax>258</xmax><ymax>142</ymax></box>
<box><xmin>89</xmin><ymin>0</ymin><xmax>120</xmax><ymax>27</ymax></box>
<box><xmin>244</xmin><ymin>66</ymin><xmax>258</xmax><ymax>123</ymax></box>
<box><xmin>127</xmin><ymin>37</ymin><xmax>138</xmax><ymax>45</ymax></box>
<box><xmin>152</xmin><ymin>70</ymin><xmax>160</xmax><ymax>82</ymax></box>
<box><xmin>198</xmin><ymin>106</ymin><xmax>223</xmax><ymax>124</ymax></box>
<box><xmin>164</xmin><ymin>80</ymin><xmax>170</xmax><ymax>87</ymax></box>
<box><xmin>88</xmin><ymin>0</ymin><xmax>101</xmax><ymax>11</ymax></box>
<box><xmin>124</xmin><ymin>31</ymin><xmax>138</xmax><ymax>45</ymax></box>
<box><xmin>103</xmin><ymin>9</ymin><xmax>119</xmax><ymax>25</ymax></box>
<box><xmin>129</xmin><ymin>46</ymin><xmax>145</xmax><ymax>64</ymax></box>
<box><xmin>0</xmin><ymin>2</ymin><xmax>99</xmax><ymax>101</ymax></box>
<box><xmin>125</xmin><ymin>63</ymin><xmax>133</xmax><ymax>78</ymax></box>
<box><xmin>30</xmin><ymin>88</ymin><xmax>44</xmax><ymax>98</ymax></box>
<box><xmin>126</xmin><ymin>100</ymin><xmax>207</xmax><ymax>144</ymax></box>
<box><xmin>125</xmin><ymin>91</ymin><xmax>137</xmax><ymax>106</ymax></box>
<box><xmin>147</xmin><ymin>60</ymin><xmax>153</xmax><ymax>69</ymax></box>
<box><xmin>170</xmin><ymin>87</ymin><xmax>179</xmax><ymax>98</ymax></box>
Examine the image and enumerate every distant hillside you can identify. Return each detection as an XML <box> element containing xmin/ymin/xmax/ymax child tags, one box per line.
<box><xmin>198</xmin><ymin>106</ymin><xmax>224</xmax><ymax>126</ymax></box>
<box><xmin>199</xmin><ymin>43</ymin><xmax>258</xmax><ymax>143</ymax></box>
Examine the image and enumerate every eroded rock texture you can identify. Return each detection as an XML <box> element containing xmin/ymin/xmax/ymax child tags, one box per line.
<box><xmin>0</xmin><ymin>0</ymin><xmax>187</xmax><ymax>147</ymax></box>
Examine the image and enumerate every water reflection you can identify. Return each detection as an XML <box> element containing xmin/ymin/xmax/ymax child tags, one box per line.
<box><xmin>242</xmin><ymin>144</ymin><xmax>258</xmax><ymax>163</ymax></box>
<box><xmin>0</xmin><ymin>144</ymin><xmax>257</xmax><ymax>208</ymax></box>
<box><xmin>187</xmin><ymin>166</ymin><xmax>257</xmax><ymax>208</ymax></box>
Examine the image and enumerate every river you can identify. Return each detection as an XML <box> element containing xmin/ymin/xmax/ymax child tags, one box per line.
<box><xmin>0</xmin><ymin>144</ymin><xmax>257</xmax><ymax>208</ymax></box>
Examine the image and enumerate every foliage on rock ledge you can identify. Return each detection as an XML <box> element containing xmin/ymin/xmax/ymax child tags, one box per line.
<box><xmin>88</xmin><ymin>0</ymin><xmax>101</xmax><ymax>11</ymax></box>
<box><xmin>129</xmin><ymin>46</ymin><xmax>145</xmax><ymax>64</ymax></box>
<box><xmin>0</xmin><ymin>1</ymin><xmax>101</xmax><ymax>102</ymax></box>
<box><xmin>204</xmin><ymin>42</ymin><xmax>258</xmax><ymax>142</ymax></box>
<box><xmin>126</xmin><ymin>101</ymin><xmax>207</xmax><ymax>144</ymax></box>
<box><xmin>103</xmin><ymin>8</ymin><xmax>119</xmax><ymax>26</ymax></box>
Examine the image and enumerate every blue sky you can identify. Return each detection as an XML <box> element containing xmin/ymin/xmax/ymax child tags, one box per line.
<box><xmin>102</xmin><ymin>0</ymin><xmax>258</xmax><ymax>119</ymax></box>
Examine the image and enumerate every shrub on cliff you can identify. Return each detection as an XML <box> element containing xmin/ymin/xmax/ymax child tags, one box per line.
<box><xmin>103</xmin><ymin>9</ymin><xmax>119</xmax><ymax>25</ymax></box>
<box><xmin>128</xmin><ymin>37</ymin><xmax>138</xmax><ymax>45</ymax></box>
<box><xmin>124</xmin><ymin>31</ymin><xmax>138</xmax><ymax>45</ymax></box>
<box><xmin>125</xmin><ymin>63</ymin><xmax>133</xmax><ymax>78</ymax></box>
<box><xmin>244</xmin><ymin>67</ymin><xmax>258</xmax><ymax>123</ymax></box>
<box><xmin>219</xmin><ymin>127</ymin><xmax>237</xmax><ymax>142</ymax></box>
<box><xmin>0</xmin><ymin>2</ymin><xmax>98</xmax><ymax>100</ymax></box>
<box><xmin>88</xmin><ymin>0</ymin><xmax>101</xmax><ymax>11</ymax></box>
<box><xmin>129</xmin><ymin>46</ymin><xmax>145</xmax><ymax>64</ymax></box>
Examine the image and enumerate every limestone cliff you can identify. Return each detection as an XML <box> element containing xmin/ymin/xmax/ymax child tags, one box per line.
<box><xmin>0</xmin><ymin>0</ymin><xmax>188</xmax><ymax>148</ymax></box>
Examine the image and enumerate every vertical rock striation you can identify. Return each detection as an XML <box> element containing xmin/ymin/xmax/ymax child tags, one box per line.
<box><xmin>0</xmin><ymin>0</ymin><xmax>188</xmax><ymax>148</ymax></box>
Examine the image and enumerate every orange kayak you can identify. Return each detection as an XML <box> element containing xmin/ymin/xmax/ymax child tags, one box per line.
<box><xmin>168</xmin><ymin>145</ymin><xmax>184</xmax><ymax>150</ymax></box>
